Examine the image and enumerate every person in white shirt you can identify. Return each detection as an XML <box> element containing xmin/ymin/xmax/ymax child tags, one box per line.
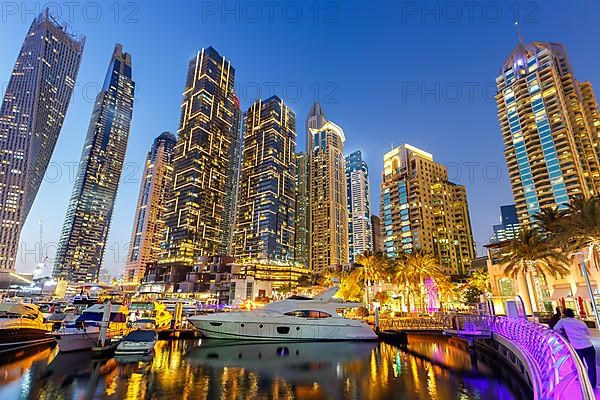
<box><xmin>553</xmin><ymin>308</ymin><xmax>597</xmax><ymax>387</ymax></box>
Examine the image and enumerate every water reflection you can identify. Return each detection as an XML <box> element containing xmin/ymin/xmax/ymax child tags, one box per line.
<box><xmin>0</xmin><ymin>337</ymin><xmax>520</xmax><ymax>399</ymax></box>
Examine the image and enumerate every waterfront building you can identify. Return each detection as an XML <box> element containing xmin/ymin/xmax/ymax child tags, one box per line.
<box><xmin>309</xmin><ymin>120</ymin><xmax>349</xmax><ymax>272</ymax></box>
<box><xmin>53</xmin><ymin>45</ymin><xmax>134</xmax><ymax>283</ymax></box>
<box><xmin>124</xmin><ymin>132</ymin><xmax>177</xmax><ymax>284</ymax></box>
<box><xmin>161</xmin><ymin>47</ymin><xmax>238</xmax><ymax>270</ymax></box>
<box><xmin>345</xmin><ymin>151</ymin><xmax>372</xmax><ymax>263</ymax></box>
<box><xmin>496</xmin><ymin>40</ymin><xmax>600</xmax><ymax>225</ymax></box>
<box><xmin>294</xmin><ymin>152</ymin><xmax>310</xmax><ymax>267</ymax></box>
<box><xmin>491</xmin><ymin>205</ymin><xmax>520</xmax><ymax>243</ymax></box>
<box><xmin>233</xmin><ymin>96</ymin><xmax>296</xmax><ymax>263</ymax></box>
<box><xmin>0</xmin><ymin>10</ymin><xmax>84</xmax><ymax>272</ymax></box>
<box><xmin>381</xmin><ymin>144</ymin><xmax>475</xmax><ymax>275</ymax></box>
<box><xmin>371</xmin><ymin>215</ymin><xmax>384</xmax><ymax>253</ymax></box>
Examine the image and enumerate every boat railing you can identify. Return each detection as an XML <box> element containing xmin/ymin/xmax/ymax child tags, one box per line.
<box><xmin>0</xmin><ymin>314</ymin><xmax>49</xmax><ymax>331</ymax></box>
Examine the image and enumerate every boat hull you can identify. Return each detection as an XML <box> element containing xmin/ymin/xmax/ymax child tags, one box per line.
<box><xmin>0</xmin><ymin>328</ymin><xmax>54</xmax><ymax>352</ymax></box>
<box><xmin>52</xmin><ymin>331</ymin><xmax>99</xmax><ymax>352</ymax></box>
<box><xmin>115</xmin><ymin>341</ymin><xmax>155</xmax><ymax>355</ymax></box>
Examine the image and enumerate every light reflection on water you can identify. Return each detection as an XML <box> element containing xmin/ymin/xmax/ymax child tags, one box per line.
<box><xmin>0</xmin><ymin>337</ymin><xmax>521</xmax><ymax>399</ymax></box>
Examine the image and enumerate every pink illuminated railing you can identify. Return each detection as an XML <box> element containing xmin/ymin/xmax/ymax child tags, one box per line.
<box><xmin>492</xmin><ymin>316</ymin><xmax>595</xmax><ymax>400</ymax></box>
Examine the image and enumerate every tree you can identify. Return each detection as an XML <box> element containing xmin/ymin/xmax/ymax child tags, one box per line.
<box><xmin>462</xmin><ymin>286</ymin><xmax>483</xmax><ymax>304</ymax></box>
<box><xmin>534</xmin><ymin>206</ymin><xmax>566</xmax><ymax>243</ymax></box>
<box><xmin>353</xmin><ymin>251</ymin><xmax>390</xmax><ymax>307</ymax></box>
<box><xmin>467</xmin><ymin>268</ymin><xmax>490</xmax><ymax>293</ymax></box>
<box><xmin>499</xmin><ymin>227</ymin><xmax>570</xmax><ymax>312</ymax></box>
<box><xmin>394</xmin><ymin>249</ymin><xmax>443</xmax><ymax>312</ymax></box>
<box><xmin>561</xmin><ymin>196</ymin><xmax>600</xmax><ymax>267</ymax></box>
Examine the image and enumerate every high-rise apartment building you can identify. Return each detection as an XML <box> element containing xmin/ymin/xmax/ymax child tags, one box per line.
<box><xmin>496</xmin><ymin>40</ymin><xmax>600</xmax><ymax>225</ymax></box>
<box><xmin>233</xmin><ymin>96</ymin><xmax>296</xmax><ymax>263</ymax></box>
<box><xmin>371</xmin><ymin>215</ymin><xmax>384</xmax><ymax>253</ymax></box>
<box><xmin>162</xmin><ymin>47</ymin><xmax>238</xmax><ymax>268</ymax></box>
<box><xmin>309</xmin><ymin>120</ymin><xmax>349</xmax><ymax>272</ymax></box>
<box><xmin>491</xmin><ymin>205</ymin><xmax>520</xmax><ymax>243</ymax></box>
<box><xmin>381</xmin><ymin>144</ymin><xmax>475</xmax><ymax>275</ymax></box>
<box><xmin>346</xmin><ymin>151</ymin><xmax>372</xmax><ymax>263</ymax></box>
<box><xmin>124</xmin><ymin>132</ymin><xmax>177</xmax><ymax>284</ymax></box>
<box><xmin>54</xmin><ymin>44</ymin><xmax>135</xmax><ymax>282</ymax></box>
<box><xmin>294</xmin><ymin>152</ymin><xmax>309</xmax><ymax>267</ymax></box>
<box><xmin>0</xmin><ymin>10</ymin><xmax>84</xmax><ymax>271</ymax></box>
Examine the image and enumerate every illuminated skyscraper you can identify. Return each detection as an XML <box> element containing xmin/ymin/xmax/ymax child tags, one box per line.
<box><xmin>294</xmin><ymin>152</ymin><xmax>309</xmax><ymax>267</ymax></box>
<box><xmin>496</xmin><ymin>40</ymin><xmax>600</xmax><ymax>225</ymax></box>
<box><xmin>346</xmin><ymin>151</ymin><xmax>372</xmax><ymax>262</ymax></box>
<box><xmin>381</xmin><ymin>144</ymin><xmax>475</xmax><ymax>275</ymax></box>
<box><xmin>309</xmin><ymin>120</ymin><xmax>349</xmax><ymax>272</ymax></box>
<box><xmin>371</xmin><ymin>215</ymin><xmax>384</xmax><ymax>253</ymax></box>
<box><xmin>491</xmin><ymin>205</ymin><xmax>520</xmax><ymax>243</ymax></box>
<box><xmin>306</xmin><ymin>102</ymin><xmax>327</xmax><ymax>152</ymax></box>
<box><xmin>124</xmin><ymin>132</ymin><xmax>176</xmax><ymax>284</ymax></box>
<box><xmin>234</xmin><ymin>96</ymin><xmax>296</xmax><ymax>262</ymax></box>
<box><xmin>162</xmin><ymin>47</ymin><xmax>238</xmax><ymax>268</ymax></box>
<box><xmin>53</xmin><ymin>44</ymin><xmax>134</xmax><ymax>282</ymax></box>
<box><xmin>0</xmin><ymin>10</ymin><xmax>84</xmax><ymax>272</ymax></box>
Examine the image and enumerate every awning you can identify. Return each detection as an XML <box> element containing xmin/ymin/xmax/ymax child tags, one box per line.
<box><xmin>550</xmin><ymin>287</ymin><xmax>572</xmax><ymax>300</ymax></box>
<box><xmin>574</xmin><ymin>286</ymin><xmax>598</xmax><ymax>300</ymax></box>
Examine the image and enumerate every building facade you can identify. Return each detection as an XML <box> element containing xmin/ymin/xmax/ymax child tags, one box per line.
<box><xmin>346</xmin><ymin>151</ymin><xmax>372</xmax><ymax>263</ymax></box>
<box><xmin>124</xmin><ymin>132</ymin><xmax>177</xmax><ymax>284</ymax></box>
<box><xmin>161</xmin><ymin>47</ymin><xmax>238</xmax><ymax>268</ymax></box>
<box><xmin>53</xmin><ymin>44</ymin><xmax>134</xmax><ymax>283</ymax></box>
<box><xmin>0</xmin><ymin>10</ymin><xmax>84</xmax><ymax>271</ymax></box>
<box><xmin>496</xmin><ymin>41</ymin><xmax>600</xmax><ymax>225</ymax></box>
<box><xmin>233</xmin><ymin>96</ymin><xmax>296</xmax><ymax>263</ymax></box>
<box><xmin>309</xmin><ymin>120</ymin><xmax>349</xmax><ymax>272</ymax></box>
<box><xmin>371</xmin><ymin>215</ymin><xmax>384</xmax><ymax>253</ymax></box>
<box><xmin>381</xmin><ymin>144</ymin><xmax>475</xmax><ymax>275</ymax></box>
<box><xmin>294</xmin><ymin>152</ymin><xmax>309</xmax><ymax>267</ymax></box>
<box><xmin>491</xmin><ymin>204</ymin><xmax>520</xmax><ymax>243</ymax></box>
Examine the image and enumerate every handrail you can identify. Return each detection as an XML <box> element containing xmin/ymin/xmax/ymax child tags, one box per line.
<box><xmin>492</xmin><ymin>316</ymin><xmax>595</xmax><ymax>400</ymax></box>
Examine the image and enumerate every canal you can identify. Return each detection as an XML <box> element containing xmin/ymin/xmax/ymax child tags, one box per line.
<box><xmin>0</xmin><ymin>336</ymin><xmax>523</xmax><ymax>399</ymax></box>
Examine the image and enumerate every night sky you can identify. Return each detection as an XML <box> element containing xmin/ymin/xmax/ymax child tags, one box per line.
<box><xmin>1</xmin><ymin>1</ymin><xmax>598</xmax><ymax>276</ymax></box>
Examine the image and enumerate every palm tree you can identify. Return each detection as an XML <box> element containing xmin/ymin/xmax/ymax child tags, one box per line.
<box><xmin>499</xmin><ymin>227</ymin><xmax>570</xmax><ymax>312</ymax></box>
<box><xmin>394</xmin><ymin>249</ymin><xmax>443</xmax><ymax>312</ymax></box>
<box><xmin>562</xmin><ymin>196</ymin><xmax>600</xmax><ymax>267</ymax></box>
<box><xmin>353</xmin><ymin>251</ymin><xmax>389</xmax><ymax>307</ymax></box>
<box><xmin>467</xmin><ymin>268</ymin><xmax>491</xmax><ymax>293</ymax></box>
<box><xmin>534</xmin><ymin>206</ymin><xmax>566</xmax><ymax>245</ymax></box>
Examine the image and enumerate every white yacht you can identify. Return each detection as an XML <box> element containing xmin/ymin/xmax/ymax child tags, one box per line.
<box><xmin>115</xmin><ymin>328</ymin><xmax>158</xmax><ymax>356</ymax></box>
<box><xmin>0</xmin><ymin>303</ymin><xmax>53</xmax><ymax>351</ymax></box>
<box><xmin>129</xmin><ymin>301</ymin><xmax>172</xmax><ymax>331</ymax></box>
<box><xmin>50</xmin><ymin>303</ymin><xmax>129</xmax><ymax>352</ymax></box>
<box><xmin>187</xmin><ymin>286</ymin><xmax>377</xmax><ymax>341</ymax></box>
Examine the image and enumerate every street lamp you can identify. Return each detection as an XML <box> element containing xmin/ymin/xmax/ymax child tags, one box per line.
<box><xmin>573</xmin><ymin>251</ymin><xmax>600</xmax><ymax>329</ymax></box>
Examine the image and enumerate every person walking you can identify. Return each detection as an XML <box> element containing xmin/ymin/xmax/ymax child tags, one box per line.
<box><xmin>548</xmin><ymin>306</ymin><xmax>562</xmax><ymax>329</ymax></box>
<box><xmin>553</xmin><ymin>308</ymin><xmax>597</xmax><ymax>387</ymax></box>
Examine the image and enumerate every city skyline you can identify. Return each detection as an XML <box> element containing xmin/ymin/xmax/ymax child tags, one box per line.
<box><xmin>0</xmin><ymin>3</ymin><xmax>598</xmax><ymax>276</ymax></box>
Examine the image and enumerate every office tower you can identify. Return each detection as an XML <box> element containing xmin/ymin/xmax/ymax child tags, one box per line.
<box><xmin>221</xmin><ymin>95</ymin><xmax>243</xmax><ymax>256</ymax></box>
<box><xmin>346</xmin><ymin>151</ymin><xmax>372</xmax><ymax>262</ymax></box>
<box><xmin>381</xmin><ymin>144</ymin><xmax>475</xmax><ymax>275</ymax></box>
<box><xmin>497</xmin><ymin>40</ymin><xmax>600</xmax><ymax>225</ymax></box>
<box><xmin>162</xmin><ymin>47</ymin><xmax>238</xmax><ymax>268</ymax></box>
<box><xmin>306</xmin><ymin>101</ymin><xmax>327</xmax><ymax>151</ymax></box>
<box><xmin>53</xmin><ymin>44</ymin><xmax>135</xmax><ymax>282</ymax></box>
<box><xmin>124</xmin><ymin>132</ymin><xmax>176</xmax><ymax>284</ymax></box>
<box><xmin>371</xmin><ymin>215</ymin><xmax>384</xmax><ymax>252</ymax></box>
<box><xmin>294</xmin><ymin>152</ymin><xmax>309</xmax><ymax>267</ymax></box>
<box><xmin>309</xmin><ymin>120</ymin><xmax>349</xmax><ymax>272</ymax></box>
<box><xmin>234</xmin><ymin>96</ymin><xmax>296</xmax><ymax>262</ymax></box>
<box><xmin>490</xmin><ymin>205</ymin><xmax>520</xmax><ymax>243</ymax></box>
<box><xmin>0</xmin><ymin>10</ymin><xmax>84</xmax><ymax>271</ymax></box>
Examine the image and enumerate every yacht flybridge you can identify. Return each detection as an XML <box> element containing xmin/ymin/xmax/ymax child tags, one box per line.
<box><xmin>187</xmin><ymin>286</ymin><xmax>377</xmax><ymax>341</ymax></box>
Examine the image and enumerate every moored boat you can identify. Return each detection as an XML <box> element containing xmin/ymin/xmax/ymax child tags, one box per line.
<box><xmin>115</xmin><ymin>328</ymin><xmax>157</xmax><ymax>356</ymax></box>
<box><xmin>129</xmin><ymin>301</ymin><xmax>172</xmax><ymax>331</ymax></box>
<box><xmin>0</xmin><ymin>303</ymin><xmax>53</xmax><ymax>352</ymax></box>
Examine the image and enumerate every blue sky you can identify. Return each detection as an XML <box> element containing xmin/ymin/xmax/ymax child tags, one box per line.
<box><xmin>1</xmin><ymin>1</ymin><xmax>599</xmax><ymax>276</ymax></box>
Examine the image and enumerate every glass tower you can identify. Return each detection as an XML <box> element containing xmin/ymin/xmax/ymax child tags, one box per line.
<box><xmin>345</xmin><ymin>150</ymin><xmax>373</xmax><ymax>263</ymax></box>
<box><xmin>491</xmin><ymin>205</ymin><xmax>520</xmax><ymax>243</ymax></box>
<box><xmin>53</xmin><ymin>44</ymin><xmax>135</xmax><ymax>282</ymax></box>
<box><xmin>496</xmin><ymin>40</ymin><xmax>600</xmax><ymax>225</ymax></box>
<box><xmin>294</xmin><ymin>152</ymin><xmax>309</xmax><ymax>267</ymax></box>
<box><xmin>124</xmin><ymin>132</ymin><xmax>177</xmax><ymax>284</ymax></box>
<box><xmin>234</xmin><ymin>96</ymin><xmax>296</xmax><ymax>263</ymax></box>
<box><xmin>0</xmin><ymin>10</ymin><xmax>84</xmax><ymax>271</ymax></box>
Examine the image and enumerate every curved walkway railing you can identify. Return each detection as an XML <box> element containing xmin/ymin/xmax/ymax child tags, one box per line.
<box><xmin>491</xmin><ymin>316</ymin><xmax>595</xmax><ymax>400</ymax></box>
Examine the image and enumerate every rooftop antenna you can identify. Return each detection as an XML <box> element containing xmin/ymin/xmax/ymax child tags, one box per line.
<box><xmin>514</xmin><ymin>21</ymin><xmax>524</xmax><ymax>44</ymax></box>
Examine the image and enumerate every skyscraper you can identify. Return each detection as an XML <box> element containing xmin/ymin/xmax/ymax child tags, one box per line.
<box><xmin>53</xmin><ymin>44</ymin><xmax>134</xmax><ymax>282</ymax></box>
<box><xmin>162</xmin><ymin>47</ymin><xmax>238</xmax><ymax>268</ymax></box>
<box><xmin>491</xmin><ymin>205</ymin><xmax>520</xmax><ymax>243</ymax></box>
<box><xmin>233</xmin><ymin>96</ymin><xmax>296</xmax><ymax>262</ymax></box>
<box><xmin>124</xmin><ymin>132</ymin><xmax>177</xmax><ymax>284</ymax></box>
<box><xmin>371</xmin><ymin>215</ymin><xmax>384</xmax><ymax>253</ymax></box>
<box><xmin>496</xmin><ymin>40</ymin><xmax>600</xmax><ymax>225</ymax></box>
<box><xmin>306</xmin><ymin>102</ymin><xmax>327</xmax><ymax>151</ymax></box>
<box><xmin>0</xmin><ymin>10</ymin><xmax>84</xmax><ymax>272</ymax></box>
<box><xmin>381</xmin><ymin>144</ymin><xmax>475</xmax><ymax>275</ymax></box>
<box><xmin>309</xmin><ymin>120</ymin><xmax>349</xmax><ymax>272</ymax></box>
<box><xmin>346</xmin><ymin>151</ymin><xmax>372</xmax><ymax>263</ymax></box>
<box><xmin>294</xmin><ymin>152</ymin><xmax>309</xmax><ymax>267</ymax></box>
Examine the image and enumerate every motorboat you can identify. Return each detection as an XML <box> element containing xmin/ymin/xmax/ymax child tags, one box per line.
<box><xmin>50</xmin><ymin>303</ymin><xmax>129</xmax><ymax>352</ymax></box>
<box><xmin>128</xmin><ymin>301</ymin><xmax>172</xmax><ymax>331</ymax></box>
<box><xmin>187</xmin><ymin>286</ymin><xmax>377</xmax><ymax>341</ymax></box>
<box><xmin>0</xmin><ymin>303</ymin><xmax>54</xmax><ymax>351</ymax></box>
<box><xmin>115</xmin><ymin>328</ymin><xmax>158</xmax><ymax>356</ymax></box>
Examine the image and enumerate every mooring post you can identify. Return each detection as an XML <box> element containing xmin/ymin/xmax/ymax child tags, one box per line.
<box><xmin>375</xmin><ymin>306</ymin><xmax>380</xmax><ymax>332</ymax></box>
